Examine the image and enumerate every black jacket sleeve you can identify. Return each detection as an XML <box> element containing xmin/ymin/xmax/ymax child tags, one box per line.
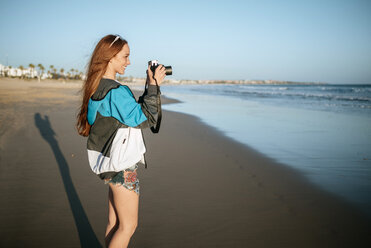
<box><xmin>135</xmin><ymin>84</ymin><xmax>161</xmax><ymax>129</ymax></box>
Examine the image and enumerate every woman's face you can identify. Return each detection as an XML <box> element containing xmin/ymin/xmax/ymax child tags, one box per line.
<box><xmin>109</xmin><ymin>44</ymin><xmax>131</xmax><ymax>75</ymax></box>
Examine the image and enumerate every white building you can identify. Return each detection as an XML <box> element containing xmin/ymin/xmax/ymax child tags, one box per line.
<box><xmin>0</xmin><ymin>63</ymin><xmax>86</xmax><ymax>80</ymax></box>
<box><xmin>0</xmin><ymin>64</ymin><xmax>5</xmax><ymax>76</ymax></box>
<box><xmin>0</xmin><ymin>64</ymin><xmax>38</xmax><ymax>78</ymax></box>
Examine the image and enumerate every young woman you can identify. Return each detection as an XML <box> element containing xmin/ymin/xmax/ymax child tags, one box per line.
<box><xmin>76</xmin><ymin>34</ymin><xmax>166</xmax><ymax>248</ymax></box>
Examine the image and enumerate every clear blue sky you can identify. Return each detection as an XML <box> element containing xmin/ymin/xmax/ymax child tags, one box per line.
<box><xmin>0</xmin><ymin>0</ymin><xmax>370</xmax><ymax>84</ymax></box>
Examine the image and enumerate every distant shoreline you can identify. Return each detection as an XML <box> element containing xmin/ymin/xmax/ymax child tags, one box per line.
<box><xmin>2</xmin><ymin>77</ymin><xmax>370</xmax><ymax>86</ymax></box>
<box><xmin>0</xmin><ymin>77</ymin><xmax>329</xmax><ymax>86</ymax></box>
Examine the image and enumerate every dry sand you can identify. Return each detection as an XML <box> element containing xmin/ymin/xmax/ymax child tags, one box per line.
<box><xmin>0</xmin><ymin>78</ymin><xmax>370</xmax><ymax>248</ymax></box>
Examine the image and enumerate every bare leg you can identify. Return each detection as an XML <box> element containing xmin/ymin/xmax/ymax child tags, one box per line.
<box><xmin>105</xmin><ymin>186</ymin><xmax>119</xmax><ymax>247</ymax></box>
<box><xmin>108</xmin><ymin>182</ymin><xmax>139</xmax><ymax>248</ymax></box>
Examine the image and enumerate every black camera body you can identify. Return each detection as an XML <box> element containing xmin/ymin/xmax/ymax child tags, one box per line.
<box><xmin>148</xmin><ymin>60</ymin><xmax>172</xmax><ymax>75</ymax></box>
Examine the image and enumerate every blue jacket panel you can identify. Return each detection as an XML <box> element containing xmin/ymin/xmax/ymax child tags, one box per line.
<box><xmin>87</xmin><ymin>85</ymin><xmax>147</xmax><ymax>127</ymax></box>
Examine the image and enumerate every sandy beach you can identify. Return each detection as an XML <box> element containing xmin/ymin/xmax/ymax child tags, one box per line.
<box><xmin>0</xmin><ymin>78</ymin><xmax>370</xmax><ymax>248</ymax></box>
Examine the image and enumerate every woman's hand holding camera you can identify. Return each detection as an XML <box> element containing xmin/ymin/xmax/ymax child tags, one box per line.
<box><xmin>147</xmin><ymin>64</ymin><xmax>166</xmax><ymax>86</ymax></box>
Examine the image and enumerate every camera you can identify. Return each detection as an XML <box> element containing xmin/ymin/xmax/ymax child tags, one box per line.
<box><xmin>148</xmin><ymin>60</ymin><xmax>172</xmax><ymax>76</ymax></box>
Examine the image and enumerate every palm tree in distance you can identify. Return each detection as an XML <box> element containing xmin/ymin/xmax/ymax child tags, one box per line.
<box><xmin>19</xmin><ymin>65</ymin><xmax>24</xmax><ymax>79</ymax></box>
<box><xmin>29</xmin><ymin>63</ymin><xmax>35</xmax><ymax>79</ymax></box>
<box><xmin>38</xmin><ymin>63</ymin><xmax>45</xmax><ymax>75</ymax></box>
<box><xmin>37</xmin><ymin>63</ymin><xmax>44</xmax><ymax>82</ymax></box>
<box><xmin>76</xmin><ymin>69</ymin><xmax>81</xmax><ymax>79</ymax></box>
<box><xmin>6</xmin><ymin>65</ymin><xmax>12</xmax><ymax>77</ymax></box>
<box><xmin>49</xmin><ymin>65</ymin><xmax>54</xmax><ymax>79</ymax></box>
<box><xmin>74</xmin><ymin>69</ymin><xmax>79</xmax><ymax>79</ymax></box>
<box><xmin>70</xmin><ymin>68</ymin><xmax>74</xmax><ymax>79</ymax></box>
<box><xmin>60</xmin><ymin>68</ymin><xmax>64</xmax><ymax>79</ymax></box>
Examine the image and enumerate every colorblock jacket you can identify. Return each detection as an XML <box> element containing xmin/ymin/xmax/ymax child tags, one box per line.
<box><xmin>86</xmin><ymin>78</ymin><xmax>161</xmax><ymax>180</ymax></box>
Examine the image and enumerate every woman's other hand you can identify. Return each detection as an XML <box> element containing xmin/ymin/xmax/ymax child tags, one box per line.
<box><xmin>146</xmin><ymin>64</ymin><xmax>166</xmax><ymax>86</ymax></box>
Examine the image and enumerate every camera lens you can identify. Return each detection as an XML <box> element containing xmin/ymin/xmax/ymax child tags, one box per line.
<box><xmin>164</xmin><ymin>66</ymin><xmax>172</xmax><ymax>75</ymax></box>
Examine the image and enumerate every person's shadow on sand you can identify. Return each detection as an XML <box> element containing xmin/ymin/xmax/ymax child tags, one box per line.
<box><xmin>34</xmin><ymin>113</ymin><xmax>102</xmax><ymax>248</ymax></box>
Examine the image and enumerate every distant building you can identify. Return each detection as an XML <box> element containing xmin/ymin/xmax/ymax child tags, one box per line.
<box><xmin>0</xmin><ymin>64</ymin><xmax>38</xmax><ymax>78</ymax></box>
<box><xmin>0</xmin><ymin>64</ymin><xmax>5</xmax><ymax>76</ymax></box>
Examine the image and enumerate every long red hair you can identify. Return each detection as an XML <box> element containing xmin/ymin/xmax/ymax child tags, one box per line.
<box><xmin>76</xmin><ymin>34</ymin><xmax>128</xmax><ymax>136</ymax></box>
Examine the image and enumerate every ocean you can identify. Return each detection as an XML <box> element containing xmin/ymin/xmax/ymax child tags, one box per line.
<box><xmin>158</xmin><ymin>83</ymin><xmax>371</xmax><ymax>217</ymax></box>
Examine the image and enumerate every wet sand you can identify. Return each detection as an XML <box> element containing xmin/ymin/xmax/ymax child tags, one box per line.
<box><xmin>0</xmin><ymin>78</ymin><xmax>370</xmax><ymax>247</ymax></box>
